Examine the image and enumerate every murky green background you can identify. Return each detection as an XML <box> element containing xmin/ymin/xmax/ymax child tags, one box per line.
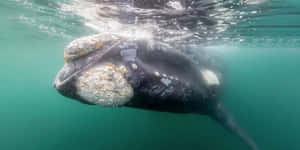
<box><xmin>1</xmin><ymin>0</ymin><xmax>300</xmax><ymax>150</ymax></box>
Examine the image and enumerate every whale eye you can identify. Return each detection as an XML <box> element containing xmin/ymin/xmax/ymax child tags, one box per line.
<box><xmin>64</xmin><ymin>34</ymin><xmax>103</xmax><ymax>62</ymax></box>
<box><xmin>75</xmin><ymin>63</ymin><xmax>133</xmax><ymax>107</ymax></box>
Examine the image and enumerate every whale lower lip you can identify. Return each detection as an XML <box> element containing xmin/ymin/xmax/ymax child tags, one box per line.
<box><xmin>53</xmin><ymin>64</ymin><xmax>75</xmax><ymax>89</ymax></box>
<box><xmin>53</xmin><ymin>64</ymin><xmax>82</xmax><ymax>102</ymax></box>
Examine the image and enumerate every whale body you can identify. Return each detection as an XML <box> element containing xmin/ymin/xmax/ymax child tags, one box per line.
<box><xmin>53</xmin><ymin>34</ymin><xmax>259</xmax><ymax>150</ymax></box>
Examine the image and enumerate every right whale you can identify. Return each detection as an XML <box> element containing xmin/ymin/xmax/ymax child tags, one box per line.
<box><xmin>53</xmin><ymin>33</ymin><xmax>259</xmax><ymax>150</ymax></box>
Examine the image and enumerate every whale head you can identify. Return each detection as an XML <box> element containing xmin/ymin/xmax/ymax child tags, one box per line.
<box><xmin>53</xmin><ymin>34</ymin><xmax>134</xmax><ymax>106</ymax></box>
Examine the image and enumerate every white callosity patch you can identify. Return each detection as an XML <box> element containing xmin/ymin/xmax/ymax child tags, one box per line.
<box><xmin>201</xmin><ymin>69</ymin><xmax>220</xmax><ymax>86</ymax></box>
<box><xmin>64</xmin><ymin>34</ymin><xmax>103</xmax><ymax>62</ymax></box>
<box><xmin>76</xmin><ymin>63</ymin><xmax>133</xmax><ymax>107</ymax></box>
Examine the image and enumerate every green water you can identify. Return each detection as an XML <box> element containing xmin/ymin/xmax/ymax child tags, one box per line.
<box><xmin>1</xmin><ymin>0</ymin><xmax>300</xmax><ymax>150</ymax></box>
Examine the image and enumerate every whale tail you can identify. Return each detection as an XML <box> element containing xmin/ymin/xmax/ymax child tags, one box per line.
<box><xmin>209</xmin><ymin>102</ymin><xmax>259</xmax><ymax>150</ymax></box>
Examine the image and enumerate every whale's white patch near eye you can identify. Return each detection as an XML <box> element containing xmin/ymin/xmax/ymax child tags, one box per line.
<box><xmin>76</xmin><ymin>63</ymin><xmax>133</xmax><ymax>107</ymax></box>
<box><xmin>200</xmin><ymin>69</ymin><xmax>220</xmax><ymax>86</ymax></box>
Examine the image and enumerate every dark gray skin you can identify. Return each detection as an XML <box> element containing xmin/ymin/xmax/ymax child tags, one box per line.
<box><xmin>53</xmin><ymin>37</ymin><xmax>258</xmax><ymax>150</ymax></box>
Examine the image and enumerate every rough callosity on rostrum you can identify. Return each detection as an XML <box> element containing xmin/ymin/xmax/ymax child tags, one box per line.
<box><xmin>64</xmin><ymin>34</ymin><xmax>118</xmax><ymax>62</ymax></box>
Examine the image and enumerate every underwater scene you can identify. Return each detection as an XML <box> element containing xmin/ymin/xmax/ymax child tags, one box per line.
<box><xmin>1</xmin><ymin>0</ymin><xmax>300</xmax><ymax>150</ymax></box>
